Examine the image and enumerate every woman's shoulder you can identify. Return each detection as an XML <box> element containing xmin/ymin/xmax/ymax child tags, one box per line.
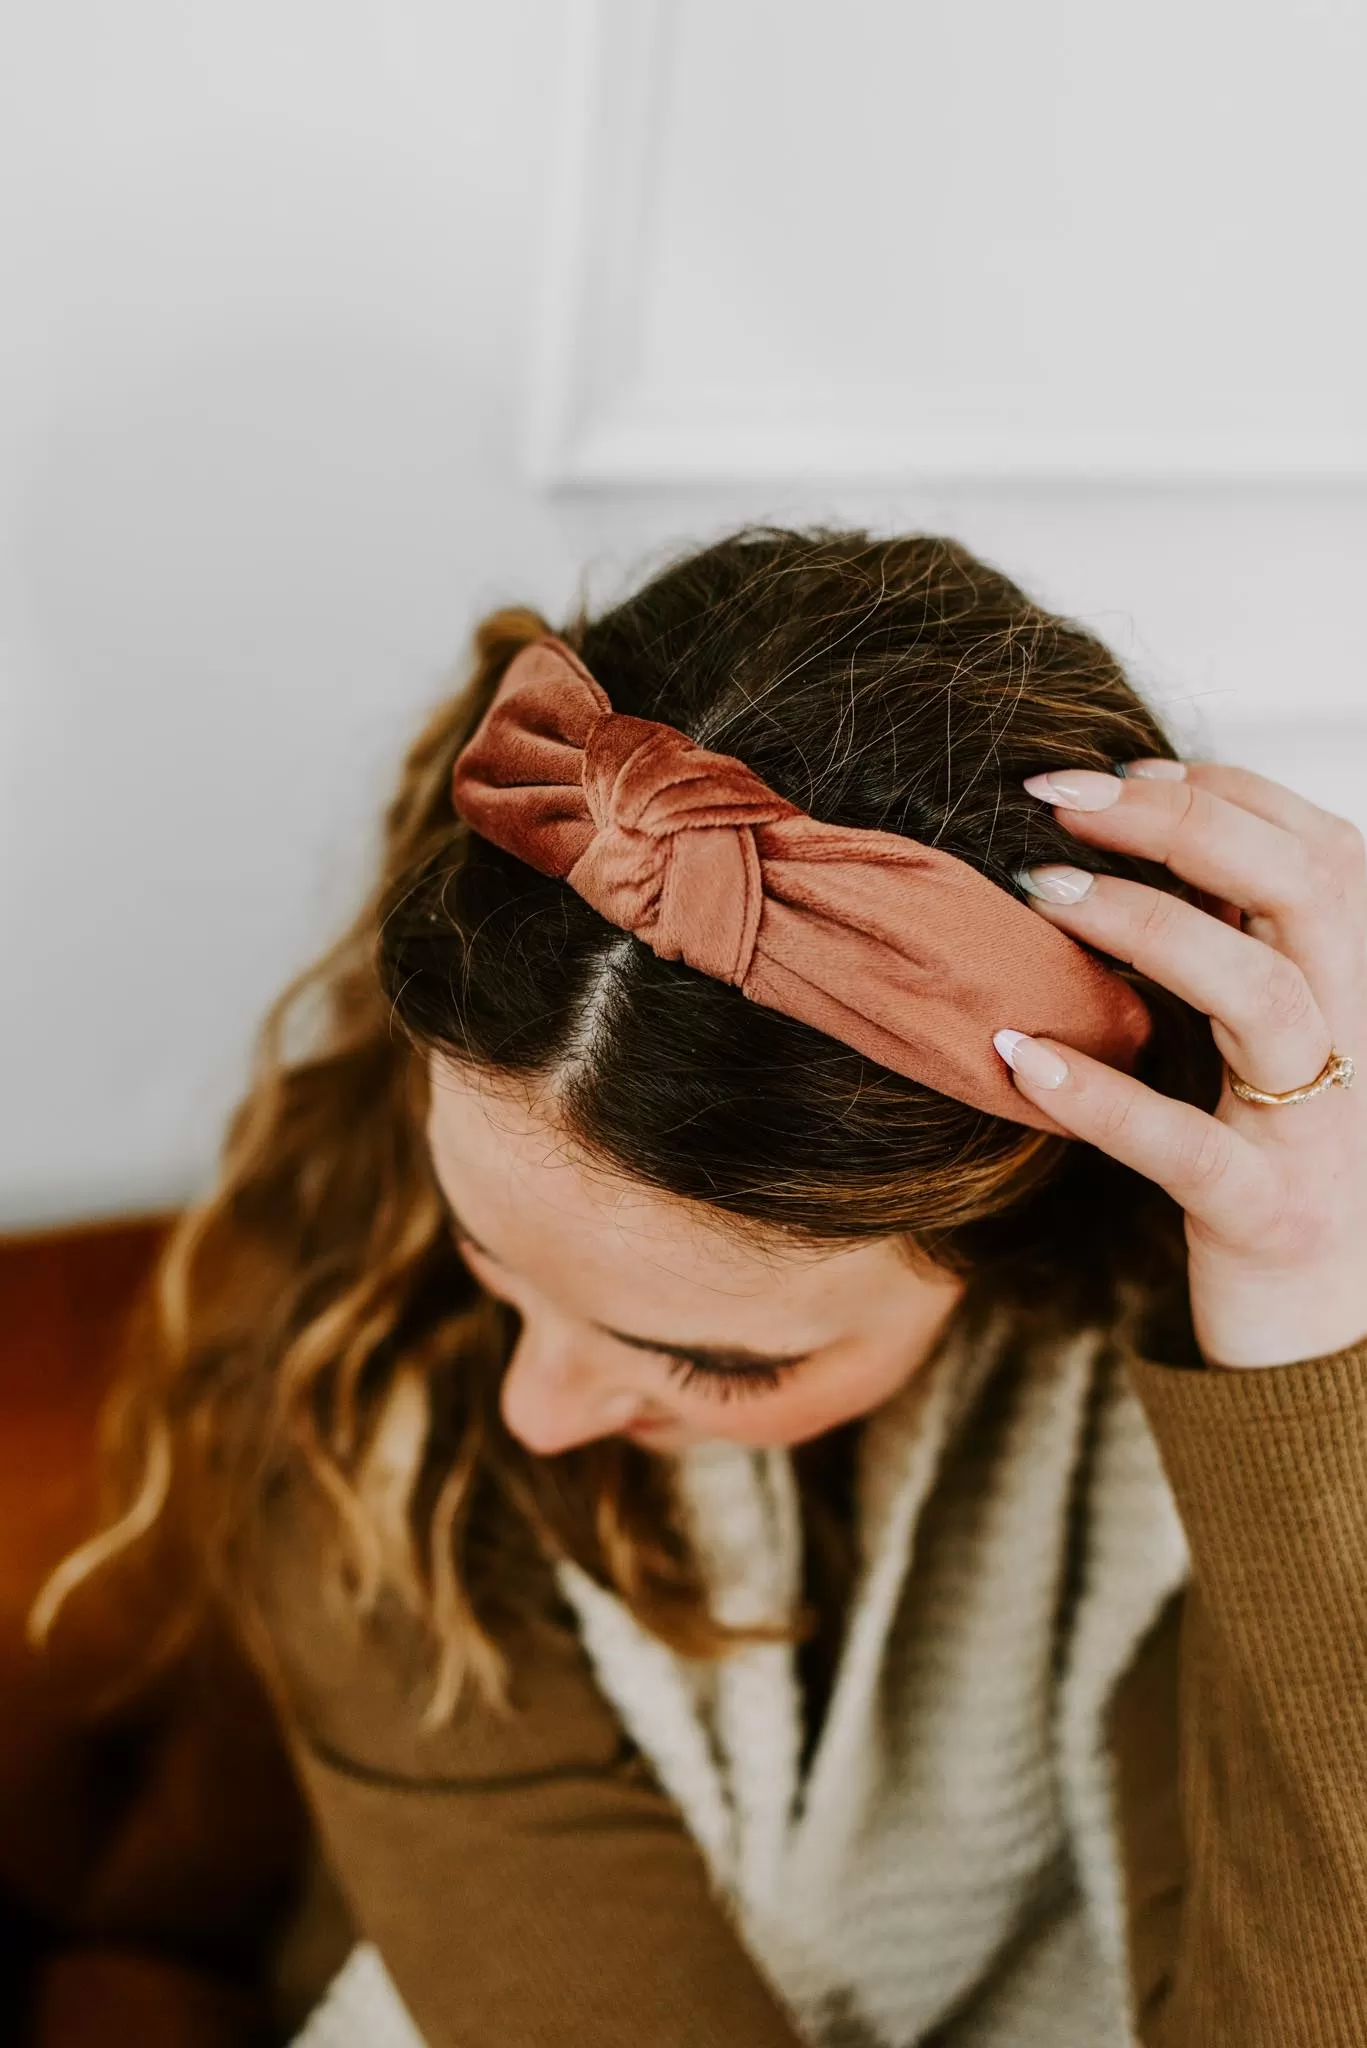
<box><xmin>240</xmin><ymin>1456</ymin><xmax>632</xmax><ymax>1790</ymax></box>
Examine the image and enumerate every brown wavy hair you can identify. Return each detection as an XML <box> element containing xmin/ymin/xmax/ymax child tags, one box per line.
<box><xmin>36</xmin><ymin>528</ymin><xmax>1221</xmax><ymax>1724</ymax></box>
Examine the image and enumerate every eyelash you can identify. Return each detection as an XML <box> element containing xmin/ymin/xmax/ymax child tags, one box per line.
<box><xmin>662</xmin><ymin>1355</ymin><xmax>795</xmax><ymax>1401</ymax></box>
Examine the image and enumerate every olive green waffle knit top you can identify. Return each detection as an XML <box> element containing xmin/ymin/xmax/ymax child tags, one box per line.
<box><xmin>256</xmin><ymin>1311</ymin><xmax>1367</xmax><ymax>2048</ymax></box>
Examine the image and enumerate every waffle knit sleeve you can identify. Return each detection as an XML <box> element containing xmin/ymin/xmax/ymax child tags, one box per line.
<box><xmin>1122</xmin><ymin>1334</ymin><xmax>1367</xmax><ymax>2046</ymax></box>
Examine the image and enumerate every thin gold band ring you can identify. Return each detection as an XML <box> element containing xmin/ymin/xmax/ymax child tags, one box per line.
<box><xmin>1226</xmin><ymin>1048</ymin><xmax>1356</xmax><ymax>1107</ymax></box>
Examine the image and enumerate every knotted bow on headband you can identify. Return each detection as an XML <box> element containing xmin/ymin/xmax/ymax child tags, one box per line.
<box><xmin>450</xmin><ymin>638</ymin><xmax>1153</xmax><ymax>1133</ymax></box>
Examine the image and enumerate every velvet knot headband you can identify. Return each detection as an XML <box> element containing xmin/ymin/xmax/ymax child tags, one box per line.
<box><xmin>450</xmin><ymin>637</ymin><xmax>1153</xmax><ymax>1134</ymax></box>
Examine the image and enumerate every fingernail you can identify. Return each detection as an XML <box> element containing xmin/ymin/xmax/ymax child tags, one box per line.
<box><xmin>1022</xmin><ymin>769</ymin><xmax>1124</xmax><ymax>811</ymax></box>
<box><xmin>993</xmin><ymin>1029</ymin><xmax>1070</xmax><ymax>1089</ymax></box>
<box><xmin>1120</xmin><ymin>757</ymin><xmax>1187</xmax><ymax>780</ymax></box>
<box><xmin>1017</xmin><ymin>863</ymin><xmax>1095</xmax><ymax>904</ymax></box>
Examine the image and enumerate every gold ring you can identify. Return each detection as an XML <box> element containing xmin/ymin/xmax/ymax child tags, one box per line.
<box><xmin>1226</xmin><ymin>1047</ymin><xmax>1355</xmax><ymax>1106</ymax></box>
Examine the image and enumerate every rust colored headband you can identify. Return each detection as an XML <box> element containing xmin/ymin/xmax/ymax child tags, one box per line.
<box><xmin>450</xmin><ymin>638</ymin><xmax>1153</xmax><ymax>1134</ymax></box>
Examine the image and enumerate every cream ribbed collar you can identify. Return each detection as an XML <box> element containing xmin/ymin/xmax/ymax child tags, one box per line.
<box><xmin>294</xmin><ymin>1296</ymin><xmax>1188</xmax><ymax>2048</ymax></box>
<box><xmin>555</xmin><ymin>1296</ymin><xmax>1188</xmax><ymax>2048</ymax></box>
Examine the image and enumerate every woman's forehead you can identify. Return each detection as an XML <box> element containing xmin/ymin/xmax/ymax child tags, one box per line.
<box><xmin>424</xmin><ymin>1053</ymin><xmax>891</xmax><ymax>1308</ymax></box>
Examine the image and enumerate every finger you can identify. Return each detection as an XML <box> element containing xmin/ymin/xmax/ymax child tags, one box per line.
<box><xmin>1023</xmin><ymin>767</ymin><xmax>1310</xmax><ymax>920</ymax></box>
<box><xmin>1021</xmin><ymin>767</ymin><xmax>1365</xmax><ymax>1017</ymax></box>
<box><xmin>1018</xmin><ymin>868</ymin><xmax>1332</xmax><ymax>1096</ymax></box>
<box><xmin>1128</xmin><ymin>761</ymin><xmax>1367</xmax><ymax>938</ymax></box>
<box><xmin>1131</xmin><ymin>757</ymin><xmax>1344</xmax><ymax>843</ymax></box>
<box><xmin>991</xmin><ymin>1029</ymin><xmax>1274</xmax><ymax>1239</ymax></box>
<box><xmin>1131</xmin><ymin>758</ymin><xmax>1367</xmax><ymax>892</ymax></box>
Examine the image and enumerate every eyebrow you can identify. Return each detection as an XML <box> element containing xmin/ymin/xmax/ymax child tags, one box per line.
<box><xmin>445</xmin><ymin>1208</ymin><xmax>813</xmax><ymax>1372</ymax></box>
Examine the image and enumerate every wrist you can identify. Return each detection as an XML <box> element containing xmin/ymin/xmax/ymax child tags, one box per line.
<box><xmin>1193</xmin><ymin>1271</ymin><xmax>1367</xmax><ymax>1370</ymax></box>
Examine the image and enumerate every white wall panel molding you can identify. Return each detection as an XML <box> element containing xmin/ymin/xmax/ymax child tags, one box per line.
<box><xmin>3</xmin><ymin>1</ymin><xmax>1363</xmax><ymax>1227</ymax></box>
<box><xmin>532</xmin><ymin>0</ymin><xmax>1367</xmax><ymax>487</ymax></box>
<box><xmin>527</xmin><ymin>0</ymin><xmax>674</xmax><ymax>485</ymax></box>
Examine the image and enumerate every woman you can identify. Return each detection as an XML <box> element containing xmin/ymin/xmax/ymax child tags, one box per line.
<box><xmin>53</xmin><ymin>529</ymin><xmax>1367</xmax><ymax>2047</ymax></box>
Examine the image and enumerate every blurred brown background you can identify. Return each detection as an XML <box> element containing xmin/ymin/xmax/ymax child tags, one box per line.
<box><xmin>0</xmin><ymin>1218</ymin><xmax>346</xmax><ymax>2046</ymax></box>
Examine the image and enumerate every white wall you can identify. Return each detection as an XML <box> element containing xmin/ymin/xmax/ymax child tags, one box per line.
<box><xmin>3</xmin><ymin>0</ymin><xmax>1364</xmax><ymax>1229</ymax></box>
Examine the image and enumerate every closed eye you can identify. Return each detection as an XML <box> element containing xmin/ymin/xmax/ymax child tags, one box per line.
<box><xmin>659</xmin><ymin>1353</ymin><xmax>802</xmax><ymax>1401</ymax></box>
<box><xmin>450</xmin><ymin>1219</ymin><xmax>811</xmax><ymax>1397</ymax></box>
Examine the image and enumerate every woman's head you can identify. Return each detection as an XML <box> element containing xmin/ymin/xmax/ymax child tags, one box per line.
<box><xmin>388</xmin><ymin>523</ymin><xmax>1212</xmax><ymax>1324</ymax></box>
<box><xmin>54</xmin><ymin>526</ymin><xmax>1220</xmax><ymax>1715</ymax></box>
<box><xmin>394</xmin><ymin>528</ymin><xmax>1206</xmax><ymax>1468</ymax></box>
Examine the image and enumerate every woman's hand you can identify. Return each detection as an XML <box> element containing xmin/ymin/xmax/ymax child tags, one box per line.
<box><xmin>993</xmin><ymin>758</ymin><xmax>1367</xmax><ymax>1369</ymax></box>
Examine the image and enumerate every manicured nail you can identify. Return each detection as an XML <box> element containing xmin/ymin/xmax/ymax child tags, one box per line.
<box><xmin>993</xmin><ymin>1029</ymin><xmax>1070</xmax><ymax>1088</ymax></box>
<box><xmin>1022</xmin><ymin>769</ymin><xmax>1124</xmax><ymax>811</ymax></box>
<box><xmin>1120</xmin><ymin>757</ymin><xmax>1187</xmax><ymax>780</ymax></box>
<box><xmin>1018</xmin><ymin>864</ymin><xmax>1095</xmax><ymax>904</ymax></box>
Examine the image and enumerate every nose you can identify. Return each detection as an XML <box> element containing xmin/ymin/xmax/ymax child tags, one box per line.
<box><xmin>499</xmin><ymin>1323</ymin><xmax>642</xmax><ymax>1455</ymax></box>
